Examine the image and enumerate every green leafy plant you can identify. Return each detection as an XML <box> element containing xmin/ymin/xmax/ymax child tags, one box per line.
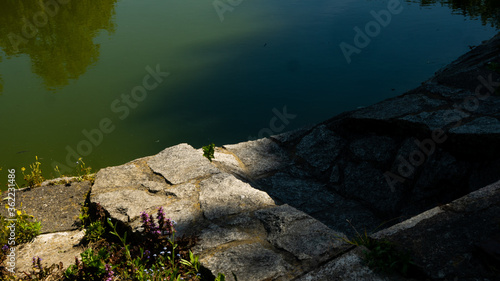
<box><xmin>13</xmin><ymin>209</ymin><xmax>41</xmax><ymax>245</ymax></box>
<box><xmin>64</xmin><ymin>247</ymin><xmax>114</xmax><ymax>280</ymax></box>
<box><xmin>0</xmin><ymin>205</ymin><xmax>41</xmax><ymax>246</ymax></box>
<box><xmin>76</xmin><ymin>158</ymin><xmax>95</xmax><ymax>183</ymax></box>
<box><xmin>215</xmin><ymin>272</ymin><xmax>238</xmax><ymax>281</ymax></box>
<box><xmin>21</xmin><ymin>156</ymin><xmax>44</xmax><ymax>187</ymax></box>
<box><xmin>84</xmin><ymin>221</ymin><xmax>106</xmax><ymax>243</ymax></box>
<box><xmin>179</xmin><ymin>250</ymin><xmax>200</xmax><ymax>276</ymax></box>
<box><xmin>80</xmin><ymin>202</ymin><xmax>107</xmax><ymax>244</ymax></box>
<box><xmin>202</xmin><ymin>143</ymin><xmax>215</xmax><ymax>162</ymax></box>
<box><xmin>107</xmin><ymin>218</ymin><xmax>132</xmax><ymax>261</ymax></box>
<box><xmin>215</xmin><ymin>273</ymin><xmax>226</xmax><ymax>281</ymax></box>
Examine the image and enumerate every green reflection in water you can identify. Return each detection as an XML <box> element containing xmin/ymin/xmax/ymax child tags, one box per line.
<box><xmin>0</xmin><ymin>0</ymin><xmax>118</xmax><ymax>92</ymax></box>
<box><xmin>408</xmin><ymin>0</ymin><xmax>500</xmax><ymax>28</ymax></box>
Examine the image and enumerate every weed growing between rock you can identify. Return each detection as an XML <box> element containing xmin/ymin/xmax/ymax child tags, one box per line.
<box><xmin>338</xmin><ymin>219</ymin><xmax>417</xmax><ymax>278</ymax></box>
<box><xmin>73</xmin><ymin>158</ymin><xmax>95</xmax><ymax>184</ymax></box>
<box><xmin>202</xmin><ymin>144</ymin><xmax>215</xmax><ymax>162</ymax></box>
<box><xmin>20</xmin><ymin>157</ymin><xmax>44</xmax><ymax>187</ymax></box>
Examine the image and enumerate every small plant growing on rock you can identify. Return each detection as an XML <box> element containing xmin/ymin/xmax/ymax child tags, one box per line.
<box><xmin>75</xmin><ymin>158</ymin><xmax>95</xmax><ymax>184</ymax></box>
<box><xmin>21</xmin><ymin>156</ymin><xmax>44</xmax><ymax>187</ymax></box>
<box><xmin>0</xmin><ymin>204</ymin><xmax>41</xmax><ymax>246</ymax></box>
<box><xmin>202</xmin><ymin>143</ymin><xmax>215</xmax><ymax>162</ymax></box>
<box><xmin>338</xmin><ymin>219</ymin><xmax>416</xmax><ymax>277</ymax></box>
<box><xmin>11</xmin><ymin>208</ymin><xmax>41</xmax><ymax>245</ymax></box>
<box><xmin>64</xmin><ymin>247</ymin><xmax>114</xmax><ymax>280</ymax></box>
<box><xmin>84</xmin><ymin>221</ymin><xmax>106</xmax><ymax>243</ymax></box>
<box><xmin>80</xmin><ymin>202</ymin><xmax>107</xmax><ymax>244</ymax></box>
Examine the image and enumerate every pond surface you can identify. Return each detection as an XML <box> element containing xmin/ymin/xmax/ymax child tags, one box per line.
<box><xmin>0</xmin><ymin>0</ymin><xmax>498</xmax><ymax>187</ymax></box>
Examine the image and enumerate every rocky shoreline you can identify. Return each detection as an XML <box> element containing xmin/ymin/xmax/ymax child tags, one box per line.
<box><xmin>2</xmin><ymin>33</ymin><xmax>500</xmax><ymax>280</ymax></box>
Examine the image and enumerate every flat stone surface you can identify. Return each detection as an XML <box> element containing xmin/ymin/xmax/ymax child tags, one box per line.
<box><xmin>93</xmin><ymin>159</ymin><xmax>162</xmax><ymax>193</ymax></box>
<box><xmin>5</xmin><ymin>230</ymin><xmax>85</xmax><ymax>273</ymax></box>
<box><xmin>296</xmin><ymin>125</ymin><xmax>345</xmax><ymax>172</ymax></box>
<box><xmin>91</xmin><ymin>189</ymin><xmax>168</xmax><ymax>223</ymax></box>
<box><xmin>270</xmin><ymin>126</ymin><xmax>311</xmax><ymax>144</ymax></box>
<box><xmin>411</xmin><ymin>150</ymin><xmax>469</xmax><ymax>204</ymax></box>
<box><xmin>350</xmin><ymin>94</ymin><xmax>445</xmax><ymax>121</ymax></box>
<box><xmin>224</xmin><ymin>138</ymin><xmax>290</xmax><ymax>178</ymax></box>
<box><xmin>257</xmin><ymin>173</ymin><xmax>333</xmax><ymax>213</ymax></box>
<box><xmin>342</xmin><ymin>161</ymin><xmax>403</xmax><ymax>215</ymax></box>
<box><xmin>201</xmin><ymin>243</ymin><xmax>289</xmax><ymax>281</ymax></box>
<box><xmin>349</xmin><ymin>136</ymin><xmax>396</xmax><ymax>164</ymax></box>
<box><xmin>400</xmin><ymin>109</ymin><xmax>468</xmax><ymax>131</ymax></box>
<box><xmin>256</xmin><ymin>205</ymin><xmax>348</xmax><ymax>260</ymax></box>
<box><xmin>210</xmin><ymin>149</ymin><xmax>246</xmax><ymax>178</ymax></box>
<box><xmin>0</xmin><ymin>182</ymin><xmax>91</xmax><ymax>234</ymax></box>
<box><xmin>296</xmin><ymin>246</ymin><xmax>395</xmax><ymax>281</ymax></box>
<box><xmin>142</xmin><ymin>180</ymin><xmax>165</xmax><ymax>193</ymax></box>
<box><xmin>192</xmin><ymin>224</ymin><xmax>253</xmax><ymax>253</ymax></box>
<box><xmin>147</xmin><ymin>143</ymin><xmax>220</xmax><ymax>184</ymax></box>
<box><xmin>449</xmin><ymin>116</ymin><xmax>500</xmax><ymax>134</ymax></box>
<box><xmin>164</xmin><ymin>182</ymin><xmax>198</xmax><ymax>199</ymax></box>
<box><xmin>256</xmin><ymin>173</ymin><xmax>380</xmax><ymax>236</ymax></box>
<box><xmin>199</xmin><ymin>173</ymin><xmax>275</xmax><ymax>220</ymax></box>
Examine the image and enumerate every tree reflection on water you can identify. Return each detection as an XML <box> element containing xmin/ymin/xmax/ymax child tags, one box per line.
<box><xmin>408</xmin><ymin>0</ymin><xmax>500</xmax><ymax>28</ymax></box>
<box><xmin>0</xmin><ymin>0</ymin><xmax>118</xmax><ymax>93</ymax></box>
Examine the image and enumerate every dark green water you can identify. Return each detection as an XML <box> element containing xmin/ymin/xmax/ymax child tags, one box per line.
<box><xmin>0</xmin><ymin>0</ymin><xmax>498</xmax><ymax>189</ymax></box>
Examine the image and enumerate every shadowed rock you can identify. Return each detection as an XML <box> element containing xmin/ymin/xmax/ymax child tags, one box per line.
<box><xmin>199</xmin><ymin>172</ymin><xmax>275</xmax><ymax>220</ymax></box>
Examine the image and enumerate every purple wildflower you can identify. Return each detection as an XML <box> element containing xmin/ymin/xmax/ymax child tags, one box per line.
<box><xmin>104</xmin><ymin>263</ymin><xmax>114</xmax><ymax>281</ymax></box>
<box><xmin>32</xmin><ymin>256</ymin><xmax>42</xmax><ymax>268</ymax></box>
<box><xmin>140</xmin><ymin>211</ymin><xmax>160</xmax><ymax>236</ymax></box>
<box><xmin>2</xmin><ymin>245</ymin><xmax>8</xmax><ymax>252</ymax></box>
<box><xmin>157</xmin><ymin>207</ymin><xmax>174</xmax><ymax>236</ymax></box>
